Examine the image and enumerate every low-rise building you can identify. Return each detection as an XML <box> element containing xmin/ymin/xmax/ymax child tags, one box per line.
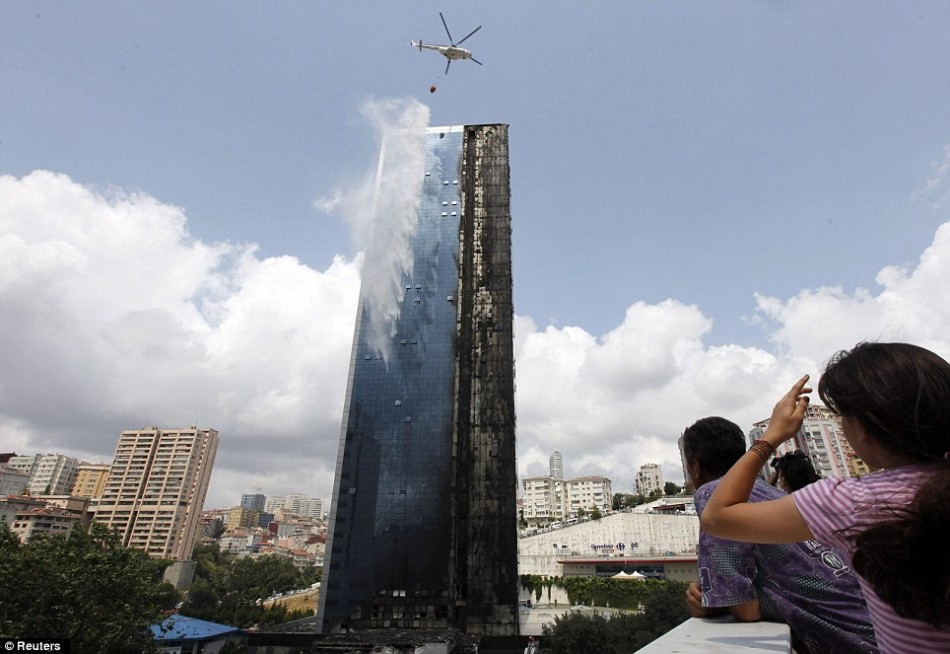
<box><xmin>10</xmin><ymin>506</ymin><xmax>81</xmax><ymax>543</ymax></box>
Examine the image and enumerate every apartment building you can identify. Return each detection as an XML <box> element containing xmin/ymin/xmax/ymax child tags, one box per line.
<box><xmin>564</xmin><ymin>476</ymin><xmax>612</xmax><ymax>516</ymax></box>
<box><xmin>522</xmin><ymin>474</ymin><xmax>611</xmax><ymax>526</ymax></box>
<box><xmin>94</xmin><ymin>427</ymin><xmax>218</xmax><ymax>561</ymax></box>
<box><xmin>635</xmin><ymin>463</ymin><xmax>664</xmax><ymax>495</ymax></box>
<box><xmin>7</xmin><ymin>453</ymin><xmax>80</xmax><ymax>495</ymax></box>
<box><xmin>226</xmin><ymin>505</ymin><xmax>261</xmax><ymax>530</ymax></box>
<box><xmin>750</xmin><ymin>404</ymin><xmax>871</xmax><ymax>479</ymax></box>
<box><xmin>522</xmin><ymin>475</ymin><xmax>561</xmax><ymax>524</ymax></box>
<box><xmin>0</xmin><ymin>466</ymin><xmax>30</xmax><ymax>496</ymax></box>
<box><xmin>11</xmin><ymin>507</ymin><xmax>81</xmax><ymax>543</ymax></box>
<box><xmin>71</xmin><ymin>462</ymin><xmax>111</xmax><ymax>498</ymax></box>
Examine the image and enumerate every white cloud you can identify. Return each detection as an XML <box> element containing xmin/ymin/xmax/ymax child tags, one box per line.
<box><xmin>0</xmin><ymin>171</ymin><xmax>360</xmax><ymax>506</ymax></box>
<box><xmin>753</xmin><ymin>220</ymin><xmax>950</xmax><ymax>363</ymax></box>
<box><xmin>4</xmin><ymin>167</ymin><xmax>950</xmax><ymax>507</ymax></box>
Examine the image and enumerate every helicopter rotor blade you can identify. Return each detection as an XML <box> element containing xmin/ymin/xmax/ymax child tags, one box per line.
<box><xmin>445</xmin><ymin>59</ymin><xmax>451</xmax><ymax>75</ymax></box>
<box><xmin>440</xmin><ymin>12</ymin><xmax>454</xmax><ymax>45</ymax></box>
<box><xmin>470</xmin><ymin>57</ymin><xmax>483</xmax><ymax>66</ymax></box>
<box><xmin>456</xmin><ymin>25</ymin><xmax>482</xmax><ymax>46</ymax></box>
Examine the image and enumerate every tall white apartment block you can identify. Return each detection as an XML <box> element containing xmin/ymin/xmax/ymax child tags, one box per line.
<box><xmin>564</xmin><ymin>476</ymin><xmax>612</xmax><ymax>516</ymax></box>
<box><xmin>263</xmin><ymin>493</ymin><xmax>323</xmax><ymax>518</ymax></box>
<box><xmin>521</xmin><ymin>476</ymin><xmax>560</xmax><ymax>525</ymax></box>
<box><xmin>264</xmin><ymin>495</ymin><xmax>286</xmax><ymax>513</ymax></box>
<box><xmin>7</xmin><ymin>453</ymin><xmax>80</xmax><ymax>495</ymax></box>
<box><xmin>549</xmin><ymin>450</ymin><xmax>564</xmax><ymax>480</ymax></box>
<box><xmin>94</xmin><ymin>427</ymin><xmax>218</xmax><ymax>560</ymax></box>
<box><xmin>750</xmin><ymin>404</ymin><xmax>871</xmax><ymax>479</ymax></box>
<box><xmin>521</xmin><ymin>474</ymin><xmax>611</xmax><ymax>526</ymax></box>
<box><xmin>635</xmin><ymin>463</ymin><xmax>664</xmax><ymax>495</ymax></box>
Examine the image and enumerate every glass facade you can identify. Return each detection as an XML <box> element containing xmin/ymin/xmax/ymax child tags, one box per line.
<box><xmin>318</xmin><ymin>125</ymin><xmax>518</xmax><ymax>635</ymax></box>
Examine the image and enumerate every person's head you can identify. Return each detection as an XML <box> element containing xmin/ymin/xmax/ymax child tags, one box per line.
<box><xmin>819</xmin><ymin>342</ymin><xmax>950</xmax><ymax>627</ymax></box>
<box><xmin>773</xmin><ymin>451</ymin><xmax>821</xmax><ymax>492</ymax></box>
<box><xmin>818</xmin><ymin>342</ymin><xmax>950</xmax><ymax>465</ymax></box>
<box><xmin>681</xmin><ymin>416</ymin><xmax>746</xmax><ymax>487</ymax></box>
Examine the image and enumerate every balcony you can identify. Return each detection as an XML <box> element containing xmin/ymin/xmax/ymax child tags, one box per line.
<box><xmin>635</xmin><ymin>616</ymin><xmax>790</xmax><ymax>653</ymax></box>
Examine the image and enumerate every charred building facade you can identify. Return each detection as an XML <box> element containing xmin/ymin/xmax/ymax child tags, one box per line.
<box><xmin>317</xmin><ymin>124</ymin><xmax>519</xmax><ymax>635</ymax></box>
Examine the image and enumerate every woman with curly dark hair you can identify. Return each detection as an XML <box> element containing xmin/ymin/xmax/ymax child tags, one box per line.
<box><xmin>701</xmin><ymin>342</ymin><xmax>950</xmax><ymax>653</ymax></box>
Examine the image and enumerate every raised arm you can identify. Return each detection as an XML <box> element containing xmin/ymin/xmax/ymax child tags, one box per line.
<box><xmin>700</xmin><ymin>376</ymin><xmax>814</xmax><ymax>544</ymax></box>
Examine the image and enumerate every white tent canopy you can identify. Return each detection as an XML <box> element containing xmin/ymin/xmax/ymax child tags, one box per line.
<box><xmin>611</xmin><ymin>571</ymin><xmax>645</xmax><ymax>580</ymax></box>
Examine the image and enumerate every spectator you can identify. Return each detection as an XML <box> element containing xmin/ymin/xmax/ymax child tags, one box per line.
<box><xmin>683</xmin><ymin>416</ymin><xmax>877</xmax><ymax>654</ymax></box>
<box><xmin>770</xmin><ymin>450</ymin><xmax>821</xmax><ymax>493</ymax></box>
<box><xmin>701</xmin><ymin>342</ymin><xmax>950</xmax><ymax>653</ymax></box>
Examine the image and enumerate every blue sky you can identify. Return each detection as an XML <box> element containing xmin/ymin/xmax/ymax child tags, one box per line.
<box><xmin>2</xmin><ymin>2</ymin><xmax>949</xmax><ymax>507</ymax></box>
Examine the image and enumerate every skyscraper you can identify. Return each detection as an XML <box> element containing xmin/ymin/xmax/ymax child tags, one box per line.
<box><xmin>94</xmin><ymin>427</ymin><xmax>218</xmax><ymax>561</ymax></box>
<box><xmin>549</xmin><ymin>450</ymin><xmax>563</xmax><ymax>480</ymax></box>
<box><xmin>240</xmin><ymin>493</ymin><xmax>266</xmax><ymax>512</ymax></box>
<box><xmin>318</xmin><ymin>124</ymin><xmax>518</xmax><ymax>635</ymax></box>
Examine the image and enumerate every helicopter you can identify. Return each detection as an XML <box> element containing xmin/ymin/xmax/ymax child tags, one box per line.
<box><xmin>410</xmin><ymin>12</ymin><xmax>482</xmax><ymax>75</ymax></box>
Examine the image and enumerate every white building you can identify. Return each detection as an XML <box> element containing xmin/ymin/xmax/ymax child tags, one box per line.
<box><xmin>635</xmin><ymin>463</ymin><xmax>664</xmax><ymax>495</ymax></box>
<box><xmin>284</xmin><ymin>493</ymin><xmax>323</xmax><ymax>519</ymax></box>
<box><xmin>522</xmin><ymin>476</ymin><xmax>560</xmax><ymax>525</ymax></box>
<box><xmin>265</xmin><ymin>493</ymin><xmax>323</xmax><ymax>519</ymax></box>
<box><xmin>264</xmin><ymin>495</ymin><xmax>286</xmax><ymax>513</ymax></box>
<box><xmin>564</xmin><ymin>476</ymin><xmax>612</xmax><ymax>516</ymax></box>
<box><xmin>518</xmin><ymin>499</ymin><xmax>700</xmax><ymax>580</ymax></box>
<box><xmin>522</xmin><ymin>475</ymin><xmax>611</xmax><ymax>526</ymax></box>
<box><xmin>7</xmin><ymin>453</ymin><xmax>80</xmax><ymax>496</ymax></box>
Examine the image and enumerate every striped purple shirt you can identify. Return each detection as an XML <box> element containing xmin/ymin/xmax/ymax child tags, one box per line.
<box><xmin>793</xmin><ymin>466</ymin><xmax>950</xmax><ymax>654</ymax></box>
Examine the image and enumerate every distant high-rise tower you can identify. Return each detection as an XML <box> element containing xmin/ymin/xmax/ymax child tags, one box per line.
<box><xmin>318</xmin><ymin>124</ymin><xmax>518</xmax><ymax>635</ymax></box>
<box><xmin>240</xmin><ymin>493</ymin><xmax>266</xmax><ymax>512</ymax></box>
<box><xmin>549</xmin><ymin>450</ymin><xmax>564</xmax><ymax>480</ymax></box>
<box><xmin>94</xmin><ymin>427</ymin><xmax>218</xmax><ymax>561</ymax></box>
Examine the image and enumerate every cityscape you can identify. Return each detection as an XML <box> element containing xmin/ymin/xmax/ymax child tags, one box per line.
<box><xmin>1</xmin><ymin>400</ymin><xmax>869</xmax><ymax>582</ymax></box>
<box><xmin>0</xmin><ymin>380</ymin><xmax>883</xmax><ymax>652</ymax></box>
<box><xmin>3</xmin><ymin>3</ymin><xmax>948</xmax><ymax>652</ymax></box>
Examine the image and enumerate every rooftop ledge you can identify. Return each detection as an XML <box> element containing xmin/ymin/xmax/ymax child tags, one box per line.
<box><xmin>636</xmin><ymin>616</ymin><xmax>791</xmax><ymax>653</ymax></box>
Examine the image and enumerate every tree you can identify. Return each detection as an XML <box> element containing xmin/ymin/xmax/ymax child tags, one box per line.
<box><xmin>179</xmin><ymin>552</ymin><xmax>316</xmax><ymax>628</ymax></box>
<box><xmin>0</xmin><ymin>522</ymin><xmax>179</xmax><ymax>653</ymax></box>
<box><xmin>611</xmin><ymin>493</ymin><xmax>631</xmax><ymax>511</ymax></box>
<box><xmin>663</xmin><ymin>481</ymin><xmax>681</xmax><ymax>496</ymax></box>
<box><xmin>541</xmin><ymin>581</ymin><xmax>690</xmax><ymax>653</ymax></box>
